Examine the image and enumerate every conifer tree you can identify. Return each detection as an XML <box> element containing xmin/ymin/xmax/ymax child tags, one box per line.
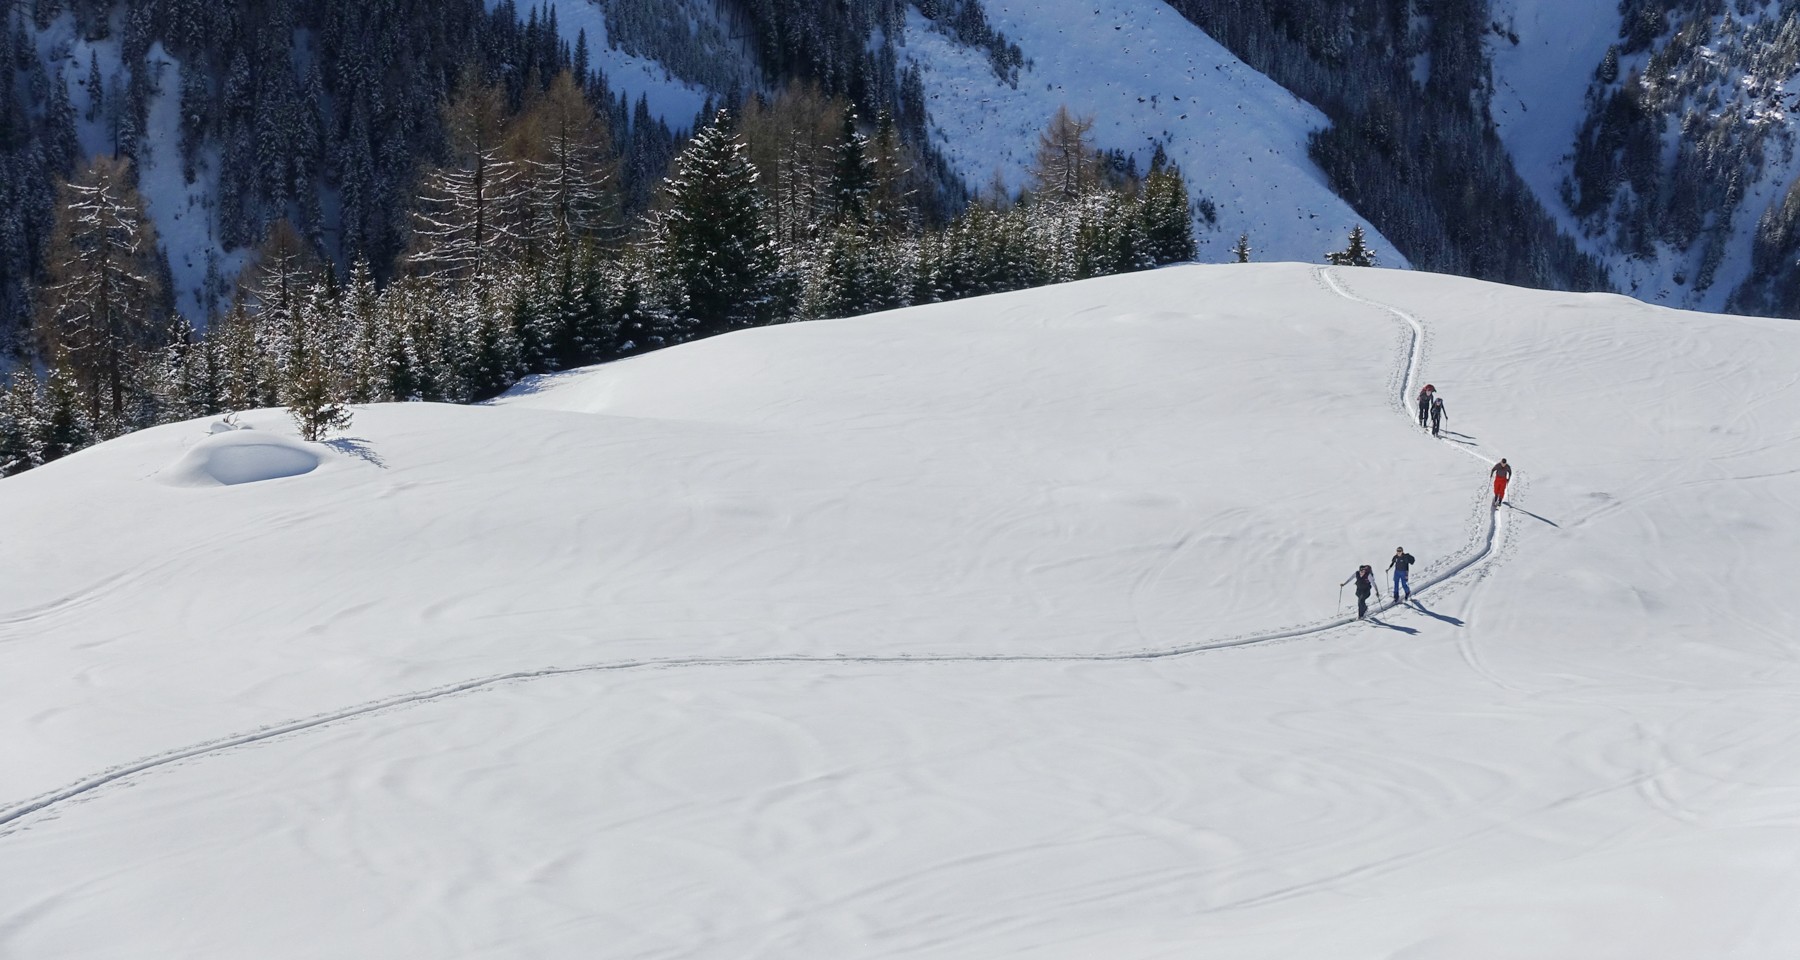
<box><xmin>832</xmin><ymin>107</ymin><xmax>876</xmax><ymax>224</ymax></box>
<box><xmin>1233</xmin><ymin>233</ymin><xmax>1252</xmax><ymax>263</ymax></box>
<box><xmin>518</xmin><ymin>70</ymin><xmax>618</xmax><ymax>259</ymax></box>
<box><xmin>1139</xmin><ymin>164</ymin><xmax>1196</xmax><ymax>264</ymax></box>
<box><xmin>409</xmin><ymin>64</ymin><xmax>522</xmax><ymax>290</ymax></box>
<box><xmin>1326</xmin><ymin>224</ymin><xmax>1377</xmax><ymax>267</ymax></box>
<box><xmin>1030</xmin><ymin>105</ymin><xmax>1099</xmax><ymax>202</ymax></box>
<box><xmin>650</xmin><ymin>110</ymin><xmax>789</xmax><ymax>338</ymax></box>
<box><xmin>0</xmin><ymin>370</ymin><xmax>41</xmax><ymax>476</ymax></box>
<box><xmin>283</xmin><ymin>322</ymin><xmax>353</xmax><ymax>441</ymax></box>
<box><xmin>36</xmin><ymin>154</ymin><xmax>167</xmax><ymax>424</ymax></box>
<box><xmin>37</xmin><ymin>364</ymin><xmax>94</xmax><ymax>463</ymax></box>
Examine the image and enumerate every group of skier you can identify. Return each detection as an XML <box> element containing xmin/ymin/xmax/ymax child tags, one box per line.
<box><xmin>1416</xmin><ymin>383</ymin><xmax>1448</xmax><ymax>436</ymax></box>
<box><xmin>1343</xmin><ymin>548</ymin><xmax>1414</xmax><ymax>620</ymax></box>
<box><xmin>1339</xmin><ymin>384</ymin><xmax>1516</xmax><ymax>620</ymax></box>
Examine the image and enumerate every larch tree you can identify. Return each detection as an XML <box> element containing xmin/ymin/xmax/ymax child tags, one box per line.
<box><xmin>36</xmin><ymin>154</ymin><xmax>167</xmax><ymax>424</ymax></box>
<box><xmin>1029</xmin><ymin>105</ymin><xmax>1100</xmax><ymax>202</ymax></box>
<box><xmin>409</xmin><ymin>64</ymin><xmax>521</xmax><ymax>290</ymax></box>
<box><xmin>517</xmin><ymin>70</ymin><xmax>618</xmax><ymax>261</ymax></box>
<box><xmin>740</xmin><ymin>82</ymin><xmax>841</xmax><ymax>248</ymax></box>
<box><xmin>242</xmin><ymin>219</ymin><xmax>318</xmax><ymax>366</ymax></box>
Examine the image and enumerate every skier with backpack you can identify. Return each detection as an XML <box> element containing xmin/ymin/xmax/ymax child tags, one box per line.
<box><xmin>1342</xmin><ymin>564</ymin><xmax>1382</xmax><ymax>619</ymax></box>
<box><xmin>1417</xmin><ymin>384</ymin><xmax>1435</xmax><ymax>428</ymax></box>
<box><xmin>1386</xmin><ymin>547</ymin><xmax>1415</xmax><ymax>601</ymax></box>
<box><xmin>1490</xmin><ymin>458</ymin><xmax>1511</xmax><ymax>508</ymax></box>
<box><xmin>1429</xmin><ymin>394</ymin><xmax>1447</xmax><ymax>436</ymax></box>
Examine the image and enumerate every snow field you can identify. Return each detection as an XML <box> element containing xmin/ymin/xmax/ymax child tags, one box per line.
<box><xmin>4</xmin><ymin>264</ymin><xmax>1800</xmax><ymax>957</ymax></box>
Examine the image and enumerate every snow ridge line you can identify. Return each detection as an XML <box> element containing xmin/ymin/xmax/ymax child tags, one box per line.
<box><xmin>0</xmin><ymin>270</ymin><xmax>1512</xmax><ymax>833</ymax></box>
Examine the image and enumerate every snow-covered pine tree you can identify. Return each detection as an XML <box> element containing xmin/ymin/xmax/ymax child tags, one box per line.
<box><xmin>339</xmin><ymin>257</ymin><xmax>389</xmax><ymax>403</ymax></box>
<box><xmin>650</xmin><ymin>109</ymin><xmax>789</xmax><ymax>339</ymax></box>
<box><xmin>832</xmin><ymin>107</ymin><xmax>876</xmax><ymax>225</ymax></box>
<box><xmin>1326</xmin><ymin>224</ymin><xmax>1377</xmax><ymax>267</ymax></box>
<box><xmin>282</xmin><ymin>273</ymin><xmax>353</xmax><ymax>442</ymax></box>
<box><xmin>1233</xmin><ymin>232</ymin><xmax>1251</xmax><ymax>263</ymax></box>
<box><xmin>447</xmin><ymin>282</ymin><xmax>522</xmax><ymax>401</ymax></box>
<box><xmin>1139</xmin><ymin>163</ymin><xmax>1196</xmax><ymax>265</ymax></box>
<box><xmin>867</xmin><ymin>110</ymin><xmax>916</xmax><ymax>236</ymax></box>
<box><xmin>36</xmin><ymin>363</ymin><xmax>94</xmax><ymax>463</ymax></box>
<box><xmin>0</xmin><ymin>370</ymin><xmax>42</xmax><ymax>476</ymax></box>
<box><xmin>212</xmin><ymin>300</ymin><xmax>277</xmax><ymax>412</ymax></box>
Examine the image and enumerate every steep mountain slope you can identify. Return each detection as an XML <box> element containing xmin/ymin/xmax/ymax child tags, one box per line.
<box><xmin>1490</xmin><ymin>0</ymin><xmax>1800</xmax><ymax>315</ymax></box>
<box><xmin>899</xmin><ymin>0</ymin><xmax>1405</xmax><ymax>264</ymax></box>
<box><xmin>5</xmin><ymin>264</ymin><xmax>1800</xmax><ymax>957</ymax></box>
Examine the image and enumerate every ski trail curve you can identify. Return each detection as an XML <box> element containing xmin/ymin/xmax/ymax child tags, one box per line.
<box><xmin>0</xmin><ymin>269</ymin><xmax>1518</xmax><ymax>834</ymax></box>
<box><xmin>1316</xmin><ymin>267</ymin><xmax>1513</xmax><ymax>605</ymax></box>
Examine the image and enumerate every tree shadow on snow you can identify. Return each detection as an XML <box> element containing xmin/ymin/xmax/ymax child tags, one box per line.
<box><xmin>326</xmin><ymin>437</ymin><xmax>388</xmax><ymax>469</ymax></box>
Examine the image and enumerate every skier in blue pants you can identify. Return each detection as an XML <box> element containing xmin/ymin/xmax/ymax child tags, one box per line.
<box><xmin>1387</xmin><ymin>547</ymin><xmax>1415</xmax><ymax>601</ymax></box>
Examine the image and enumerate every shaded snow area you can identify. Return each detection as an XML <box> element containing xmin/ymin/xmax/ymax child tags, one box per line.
<box><xmin>32</xmin><ymin>20</ymin><xmax>245</xmax><ymax>323</ymax></box>
<box><xmin>899</xmin><ymin>1</ymin><xmax>1407</xmax><ymax>266</ymax></box>
<box><xmin>1486</xmin><ymin>0</ymin><xmax>1619</xmax><ymax>235</ymax></box>
<box><xmin>8</xmin><ymin>264</ymin><xmax>1800</xmax><ymax>957</ymax></box>
<box><xmin>486</xmin><ymin>0</ymin><xmax>715</xmax><ymax>129</ymax></box>
<box><xmin>136</xmin><ymin>42</ymin><xmax>248</xmax><ymax>321</ymax></box>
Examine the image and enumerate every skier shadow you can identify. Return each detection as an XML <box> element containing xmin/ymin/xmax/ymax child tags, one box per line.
<box><xmin>1407</xmin><ymin>599</ymin><xmax>1464</xmax><ymax>627</ymax></box>
<box><xmin>1505</xmin><ymin>504</ymin><xmax>1559</xmax><ymax>527</ymax></box>
<box><xmin>1364</xmin><ymin>615</ymin><xmax>1418</xmax><ymax>635</ymax></box>
<box><xmin>1439</xmin><ymin>434</ymin><xmax>1479</xmax><ymax>447</ymax></box>
<box><xmin>1443</xmin><ymin>430</ymin><xmax>1477</xmax><ymax>441</ymax></box>
<box><xmin>326</xmin><ymin>437</ymin><xmax>388</xmax><ymax>469</ymax></box>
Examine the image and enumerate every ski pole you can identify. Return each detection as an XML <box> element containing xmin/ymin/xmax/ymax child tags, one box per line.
<box><xmin>1337</xmin><ymin>582</ymin><xmax>1345</xmax><ymax>611</ymax></box>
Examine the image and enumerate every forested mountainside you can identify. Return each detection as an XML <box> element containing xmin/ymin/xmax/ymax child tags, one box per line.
<box><xmin>1515</xmin><ymin>0</ymin><xmax>1800</xmax><ymax>317</ymax></box>
<box><xmin>0</xmin><ymin>0</ymin><xmax>1204</xmax><ymax>475</ymax></box>
<box><xmin>10</xmin><ymin>0</ymin><xmax>1800</xmax><ymax>477</ymax></box>
<box><xmin>1162</xmin><ymin>0</ymin><xmax>1613</xmax><ymax>294</ymax></box>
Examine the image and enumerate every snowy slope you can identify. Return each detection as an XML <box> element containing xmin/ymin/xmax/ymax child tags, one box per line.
<box><xmin>5</xmin><ymin>264</ymin><xmax>1800</xmax><ymax>957</ymax></box>
<box><xmin>901</xmin><ymin>0</ymin><xmax>1407</xmax><ymax>266</ymax></box>
<box><xmin>485</xmin><ymin>0</ymin><xmax>716</xmax><ymax>128</ymax></box>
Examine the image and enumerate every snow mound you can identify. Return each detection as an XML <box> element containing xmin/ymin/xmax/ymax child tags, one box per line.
<box><xmin>158</xmin><ymin>429</ymin><xmax>322</xmax><ymax>487</ymax></box>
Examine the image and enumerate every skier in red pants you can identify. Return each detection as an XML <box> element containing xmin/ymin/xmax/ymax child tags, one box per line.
<box><xmin>1489</xmin><ymin>458</ymin><xmax>1511</xmax><ymax>508</ymax></box>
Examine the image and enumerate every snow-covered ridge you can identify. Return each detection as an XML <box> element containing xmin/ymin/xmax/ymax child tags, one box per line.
<box><xmin>6</xmin><ymin>264</ymin><xmax>1800</xmax><ymax>956</ymax></box>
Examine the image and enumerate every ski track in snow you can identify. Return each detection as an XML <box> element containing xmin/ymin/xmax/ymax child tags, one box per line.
<box><xmin>0</xmin><ymin>270</ymin><xmax>1515</xmax><ymax>834</ymax></box>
